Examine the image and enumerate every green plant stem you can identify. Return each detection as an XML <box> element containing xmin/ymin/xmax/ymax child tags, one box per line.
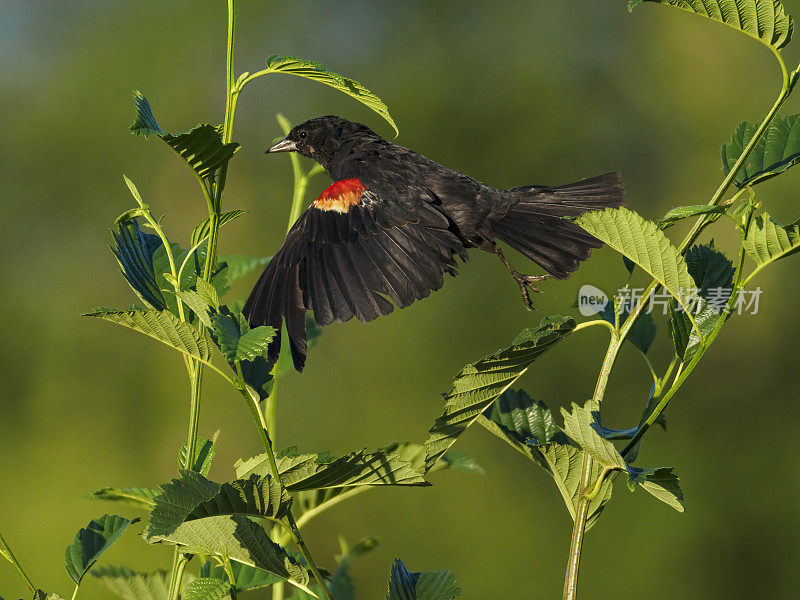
<box><xmin>562</xmin><ymin>331</ymin><xmax>620</xmax><ymax>600</ymax></box>
<box><xmin>239</xmin><ymin>380</ymin><xmax>333</xmax><ymax>600</ymax></box>
<box><xmin>168</xmin><ymin>554</ymin><xmax>190</xmax><ymax>600</ymax></box>
<box><xmin>0</xmin><ymin>530</ymin><xmax>36</xmax><ymax>591</ymax></box>
<box><xmin>271</xmin><ymin>582</ymin><xmax>284</xmax><ymax>600</ymax></box>
<box><xmin>70</xmin><ymin>584</ymin><xmax>79</xmax><ymax>600</ymax></box>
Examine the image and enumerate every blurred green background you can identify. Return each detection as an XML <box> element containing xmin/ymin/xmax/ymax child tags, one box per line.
<box><xmin>2</xmin><ymin>1</ymin><xmax>800</xmax><ymax>598</ymax></box>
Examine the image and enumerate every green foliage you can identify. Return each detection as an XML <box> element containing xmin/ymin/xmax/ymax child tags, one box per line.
<box><xmin>235</xmin><ymin>445</ymin><xmax>428</xmax><ymax>490</ymax></box>
<box><xmin>179</xmin><ymin>436</ymin><xmax>216</xmax><ymax>474</ymax></box>
<box><xmin>209</xmin><ymin>310</ymin><xmax>275</xmax><ymax>363</ymax></box>
<box><xmin>480</xmin><ymin>391</ymin><xmax>611</xmax><ymax>528</ymax></box>
<box><xmin>131</xmin><ymin>92</ymin><xmax>240</xmax><ymax>180</ymax></box>
<box><xmin>84</xmin><ymin>309</ymin><xmax>212</xmax><ymax>363</ymax></box>
<box><xmin>86</xmin><ymin>486</ymin><xmax>159</xmax><ymax>510</ymax></box>
<box><xmin>200</xmin><ymin>560</ymin><xmax>283</xmax><ymax>593</ymax></box>
<box><xmin>183</xmin><ymin>577</ymin><xmax>232</xmax><ymax>600</ymax></box>
<box><xmin>111</xmin><ymin>220</ymin><xmax>167</xmax><ymax>310</ymax></box>
<box><xmin>148</xmin><ymin>515</ymin><xmax>310</xmax><ymax>591</ymax></box>
<box><xmin>576</xmin><ymin>208</ymin><xmax>699</xmax><ymax>320</ymax></box>
<box><xmin>259</xmin><ymin>56</ymin><xmax>398</xmax><ymax>136</ymax></box>
<box><xmin>386</xmin><ymin>559</ymin><xmax>460</xmax><ymax>600</ymax></box>
<box><xmin>743</xmin><ymin>213</ymin><xmax>800</xmax><ymax>270</ymax></box>
<box><xmin>64</xmin><ymin>514</ymin><xmax>139</xmax><ymax>584</ymax></box>
<box><xmin>722</xmin><ymin>114</ymin><xmax>800</xmax><ymax>187</ymax></box>
<box><xmin>562</xmin><ymin>402</ymin><xmax>626</xmax><ymax>471</ymax></box>
<box><xmin>191</xmin><ymin>210</ymin><xmax>247</xmax><ymax>247</ymax></box>
<box><xmin>656</xmin><ymin>204</ymin><xmax>726</xmax><ymax>229</ymax></box>
<box><xmin>423</xmin><ymin>316</ymin><xmax>576</xmax><ymax>471</ymax></box>
<box><xmin>627</xmin><ymin>466</ymin><xmax>685</xmax><ymax>512</ymax></box>
<box><xmin>628</xmin><ymin>0</ymin><xmax>794</xmax><ymax>50</ymax></box>
<box><xmin>599</xmin><ymin>302</ymin><xmax>657</xmax><ymax>354</ymax></box>
<box><xmin>146</xmin><ymin>470</ymin><xmax>291</xmax><ymax>540</ymax></box>
<box><xmin>91</xmin><ymin>565</ymin><xmax>169</xmax><ymax>600</ymax></box>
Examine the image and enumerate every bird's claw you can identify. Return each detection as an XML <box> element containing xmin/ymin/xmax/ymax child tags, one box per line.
<box><xmin>513</xmin><ymin>273</ymin><xmax>550</xmax><ymax>310</ymax></box>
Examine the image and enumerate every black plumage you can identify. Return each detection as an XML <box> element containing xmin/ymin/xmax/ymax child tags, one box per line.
<box><xmin>244</xmin><ymin>116</ymin><xmax>625</xmax><ymax>371</ymax></box>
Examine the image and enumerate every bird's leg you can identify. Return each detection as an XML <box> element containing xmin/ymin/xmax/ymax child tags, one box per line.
<box><xmin>493</xmin><ymin>243</ymin><xmax>550</xmax><ymax>310</ymax></box>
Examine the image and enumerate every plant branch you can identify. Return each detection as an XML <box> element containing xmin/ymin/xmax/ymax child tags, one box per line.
<box><xmin>0</xmin><ymin>530</ymin><xmax>36</xmax><ymax>592</ymax></box>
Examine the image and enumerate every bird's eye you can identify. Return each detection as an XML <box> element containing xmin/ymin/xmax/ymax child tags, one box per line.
<box><xmin>299</xmin><ymin>131</ymin><xmax>308</xmax><ymax>139</ymax></box>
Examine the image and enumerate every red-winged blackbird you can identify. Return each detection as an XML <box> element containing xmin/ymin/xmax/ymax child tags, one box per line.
<box><xmin>244</xmin><ymin>116</ymin><xmax>624</xmax><ymax>371</ymax></box>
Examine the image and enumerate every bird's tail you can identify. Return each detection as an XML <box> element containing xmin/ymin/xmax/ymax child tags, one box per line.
<box><xmin>492</xmin><ymin>171</ymin><xmax>625</xmax><ymax>279</ymax></box>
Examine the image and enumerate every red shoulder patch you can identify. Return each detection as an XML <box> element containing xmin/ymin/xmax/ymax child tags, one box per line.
<box><xmin>312</xmin><ymin>178</ymin><xmax>368</xmax><ymax>213</ymax></box>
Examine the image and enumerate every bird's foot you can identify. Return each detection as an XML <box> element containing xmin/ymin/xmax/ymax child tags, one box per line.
<box><xmin>512</xmin><ymin>273</ymin><xmax>550</xmax><ymax>310</ymax></box>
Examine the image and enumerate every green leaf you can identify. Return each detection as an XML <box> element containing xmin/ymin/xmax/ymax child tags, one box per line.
<box><xmin>236</xmin><ymin>445</ymin><xmax>428</xmax><ymax>490</ymax></box>
<box><xmin>65</xmin><ymin>515</ymin><xmax>139</xmax><ymax>584</ymax></box>
<box><xmin>174</xmin><ymin>290</ymin><xmax>213</xmax><ymax>327</ymax></box>
<box><xmin>423</xmin><ymin>315</ymin><xmax>575</xmax><ymax>471</ymax></box>
<box><xmin>91</xmin><ymin>565</ymin><xmax>169</xmax><ymax>600</ymax></box>
<box><xmin>146</xmin><ymin>470</ymin><xmax>291</xmax><ymax>540</ymax></box>
<box><xmin>657</xmin><ymin>204</ymin><xmax>726</xmax><ymax>228</ymax></box>
<box><xmin>562</xmin><ymin>401</ymin><xmax>626</xmax><ymax>472</ymax></box>
<box><xmin>209</xmin><ymin>309</ymin><xmax>274</xmax><ymax>363</ymax></box>
<box><xmin>148</xmin><ymin>515</ymin><xmax>310</xmax><ymax>592</ymax></box>
<box><xmin>130</xmin><ymin>92</ymin><xmax>239</xmax><ymax>179</ymax></box>
<box><xmin>195</xmin><ymin>279</ymin><xmax>220</xmax><ymax>311</ymax></box>
<box><xmin>86</xmin><ymin>486</ymin><xmax>158</xmax><ymax>510</ymax></box>
<box><xmin>221</xmin><ymin>254</ymin><xmax>271</xmax><ymax>283</ymax></box>
<box><xmin>183</xmin><ymin>578</ymin><xmax>231</xmax><ymax>600</ymax></box>
<box><xmin>628</xmin><ymin>0</ymin><xmax>793</xmax><ymax>50</ymax></box>
<box><xmin>667</xmin><ymin>243</ymin><xmax>734</xmax><ymax>360</ymax></box>
<box><xmin>200</xmin><ymin>561</ymin><xmax>282</xmax><ymax>593</ymax></box>
<box><xmin>480</xmin><ymin>392</ymin><xmax>611</xmax><ymax>528</ymax></box>
<box><xmin>722</xmin><ymin>114</ymin><xmax>800</xmax><ymax>187</ymax></box>
<box><xmin>153</xmin><ymin>242</ymin><xmax>229</xmax><ymax>316</ymax></box>
<box><xmin>261</xmin><ymin>56</ymin><xmax>398</xmax><ymax>136</ymax></box>
<box><xmin>191</xmin><ymin>210</ymin><xmax>247</xmax><ymax>247</ymax></box>
<box><xmin>575</xmin><ymin>207</ymin><xmax>700</xmax><ymax>327</ymax></box>
<box><xmin>236</xmin><ymin>328</ymin><xmax>277</xmax><ymax>363</ymax></box>
<box><xmin>386</xmin><ymin>559</ymin><xmax>460</xmax><ymax>600</ymax></box>
<box><xmin>628</xmin><ymin>466</ymin><xmax>685</xmax><ymax>512</ymax></box>
<box><xmin>130</xmin><ymin>91</ymin><xmax>163</xmax><ymax>138</ymax></box>
<box><xmin>84</xmin><ymin>309</ymin><xmax>211</xmax><ymax>362</ymax></box>
<box><xmin>743</xmin><ymin>213</ymin><xmax>800</xmax><ymax>270</ymax></box>
<box><xmin>111</xmin><ymin>220</ymin><xmax>168</xmax><ymax>310</ymax></box>
<box><xmin>179</xmin><ymin>436</ymin><xmax>216</xmax><ymax>474</ymax></box>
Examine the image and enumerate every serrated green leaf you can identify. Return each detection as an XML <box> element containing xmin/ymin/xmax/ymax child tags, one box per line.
<box><xmin>86</xmin><ymin>487</ymin><xmax>158</xmax><ymax>510</ymax></box>
<box><xmin>84</xmin><ymin>309</ymin><xmax>211</xmax><ymax>362</ymax></box>
<box><xmin>628</xmin><ymin>0</ymin><xmax>793</xmax><ymax>50</ymax></box>
<box><xmin>183</xmin><ymin>578</ymin><xmax>231</xmax><ymax>600</ymax></box>
<box><xmin>480</xmin><ymin>392</ymin><xmax>612</xmax><ymax>527</ymax></box>
<box><xmin>65</xmin><ymin>515</ymin><xmax>139</xmax><ymax>584</ymax></box>
<box><xmin>195</xmin><ymin>279</ymin><xmax>220</xmax><ymax>311</ymax></box>
<box><xmin>423</xmin><ymin>316</ymin><xmax>575</xmax><ymax>471</ymax></box>
<box><xmin>628</xmin><ymin>466</ymin><xmax>685</xmax><ymax>512</ymax></box>
<box><xmin>261</xmin><ymin>56</ymin><xmax>397</xmax><ymax>136</ymax></box>
<box><xmin>149</xmin><ymin>515</ymin><xmax>310</xmax><ymax>592</ymax></box>
<box><xmin>130</xmin><ymin>91</ymin><xmax>163</xmax><ymax>138</ymax></box>
<box><xmin>130</xmin><ymin>92</ymin><xmax>239</xmax><ymax>179</ymax></box>
<box><xmin>668</xmin><ymin>243</ymin><xmax>735</xmax><ymax>360</ymax></box>
<box><xmin>179</xmin><ymin>436</ymin><xmax>216</xmax><ymax>475</ymax></box>
<box><xmin>657</xmin><ymin>204</ymin><xmax>726</xmax><ymax>228</ymax></box>
<box><xmin>91</xmin><ymin>565</ymin><xmax>169</xmax><ymax>600</ymax></box>
<box><xmin>147</xmin><ymin>471</ymin><xmax>291</xmax><ymax>540</ymax></box>
<box><xmin>191</xmin><ymin>210</ymin><xmax>247</xmax><ymax>247</ymax></box>
<box><xmin>562</xmin><ymin>402</ymin><xmax>626</xmax><ymax>471</ymax></box>
<box><xmin>200</xmin><ymin>561</ymin><xmax>282</xmax><ymax>593</ymax></box>
<box><xmin>235</xmin><ymin>327</ymin><xmax>277</xmax><ymax>362</ymax></box>
<box><xmin>722</xmin><ymin>115</ymin><xmax>800</xmax><ymax>187</ymax></box>
<box><xmin>575</xmin><ymin>207</ymin><xmax>696</xmax><ymax>302</ymax></box>
<box><xmin>236</xmin><ymin>445</ymin><xmax>428</xmax><ymax>490</ymax></box>
<box><xmin>576</xmin><ymin>207</ymin><xmax>700</xmax><ymax>329</ymax></box>
<box><xmin>111</xmin><ymin>220</ymin><xmax>167</xmax><ymax>310</ymax></box>
<box><xmin>174</xmin><ymin>290</ymin><xmax>213</xmax><ymax>327</ymax></box>
<box><xmin>153</xmin><ymin>242</ymin><xmax>229</xmax><ymax>317</ymax></box>
<box><xmin>743</xmin><ymin>213</ymin><xmax>800</xmax><ymax>270</ymax></box>
<box><xmin>386</xmin><ymin>559</ymin><xmax>460</xmax><ymax>600</ymax></box>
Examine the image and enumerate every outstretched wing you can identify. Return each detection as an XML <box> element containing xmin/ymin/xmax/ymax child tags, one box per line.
<box><xmin>243</xmin><ymin>178</ymin><xmax>468</xmax><ymax>372</ymax></box>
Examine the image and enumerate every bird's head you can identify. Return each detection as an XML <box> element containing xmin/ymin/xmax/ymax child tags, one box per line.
<box><xmin>266</xmin><ymin>115</ymin><xmax>374</xmax><ymax>169</ymax></box>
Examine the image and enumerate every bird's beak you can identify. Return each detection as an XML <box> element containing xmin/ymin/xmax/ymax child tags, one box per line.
<box><xmin>266</xmin><ymin>137</ymin><xmax>298</xmax><ymax>153</ymax></box>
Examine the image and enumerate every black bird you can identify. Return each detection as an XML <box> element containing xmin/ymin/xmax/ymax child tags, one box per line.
<box><xmin>244</xmin><ymin>116</ymin><xmax>624</xmax><ymax>371</ymax></box>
